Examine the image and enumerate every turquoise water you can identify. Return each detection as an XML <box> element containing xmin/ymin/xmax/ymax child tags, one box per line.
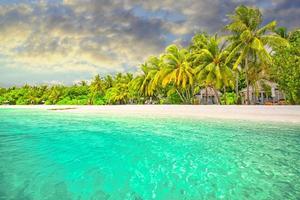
<box><xmin>0</xmin><ymin>109</ymin><xmax>299</xmax><ymax>200</ymax></box>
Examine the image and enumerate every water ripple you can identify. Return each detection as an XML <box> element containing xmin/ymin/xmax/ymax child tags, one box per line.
<box><xmin>0</xmin><ymin>109</ymin><xmax>299</xmax><ymax>199</ymax></box>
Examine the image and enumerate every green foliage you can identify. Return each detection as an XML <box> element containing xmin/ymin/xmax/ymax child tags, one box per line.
<box><xmin>0</xmin><ymin>96</ymin><xmax>5</xmax><ymax>104</ymax></box>
<box><xmin>221</xmin><ymin>92</ymin><xmax>237</xmax><ymax>105</ymax></box>
<box><xmin>271</xmin><ymin>29</ymin><xmax>300</xmax><ymax>104</ymax></box>
<box><xmin>105</xmin><ymin>84</ymin><xmax>128</xmax><ymax>104</ymax></box>
<box><xmin>56</xmin><ymin>96</ymin><xmax>89</xmax><ymax>105</ymax></box>
<box><xmin>93</xmin><ymin>97</ymin><xmax>106</xmax><ymax>105</ymax></box>
<box><xmin>160</xmin><ymin>92</ymin><xmax>182</xmax><ymax>104</ymax></box>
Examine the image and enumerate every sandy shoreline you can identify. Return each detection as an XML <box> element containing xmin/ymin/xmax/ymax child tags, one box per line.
<box><xmin>1</xmin><ymin>105</ymin><xmax>300</xmax><ymax>123</ymax></box>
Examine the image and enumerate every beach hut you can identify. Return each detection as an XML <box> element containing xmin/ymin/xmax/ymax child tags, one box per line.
<box><xmin>240</xmin><ymin>81</ymin><xmax>285</xmax><ymax>105</ymax></box>
<box><xmin>195</xmin><ymin>88</ymin><xmax>222</xmax><ymax>105</ymax></box>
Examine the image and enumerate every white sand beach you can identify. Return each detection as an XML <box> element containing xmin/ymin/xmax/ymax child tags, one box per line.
<box><xmin>1</xmin><ymin>105</ymin><xmax>300</xmax><ymax>123</ymax></box>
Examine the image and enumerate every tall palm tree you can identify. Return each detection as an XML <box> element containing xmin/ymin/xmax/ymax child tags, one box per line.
<box><xmin>131</xmin><ymin>56</ymin><xmax>162</xmax><ymax>100</ymax></box>
<box><xmin>105</xmin><ymin>83</ymin><xmax>129</xmax><ymax>104</ymax></box>
<box><xmin>90</xmin><ymin>74</ymin><xmax>104</xmax><ymax>95</ymax></box>
<box><xmin>105</xmin><ymin>74</ymin><xmax>133</xmax><ymax>104</ymax></box>
<box><xmin>103</xmin><ymin>75</ymin><xmax>114</xmax><ymax>89</ymax></box>
<box><xmin>192</xmin><ymin>34</ymin><xmax>234</xmax><ymax>104</ymax></box>
<box><xmin>189</xmin><ymin>33</ymin><xmax>210</xmax><ymax>52</ymax></box>
<box><xmin>114</xmin><ymin>73</ymin><xmax>124</xmax><ymax>85</ymax></box>
<box><xmin>160</xmin><ymin>45</ymin><xmax>195</xmax><ymax>104</ymax></box>
<box><xmin>89</xmin><ymin>74</ymin><xmax>104</xmax><ymax>104</ymax></box>
<box><xmin>48</xmin><ymin>86</ymin><xmax>63</xmax><ymax>104</ymax></box>
<box><xmin>225</xmin><ymin>5</ymin><xmax>289</xmax><ymax>104</ymax></box>
<box><xmin>131</xmin><ymin>64</ymin><xmax>152</xmax><ymax>100</ymax></box>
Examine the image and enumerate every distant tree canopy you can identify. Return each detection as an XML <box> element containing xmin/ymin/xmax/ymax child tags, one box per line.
<box><xmin>0</xmin><ymin>5</ymin><xmax>299</xmax><ymax>105</ymax></box>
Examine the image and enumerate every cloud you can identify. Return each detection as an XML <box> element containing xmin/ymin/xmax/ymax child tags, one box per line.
<box><xmin>0</xmin><ymin>0</ymin><xmax>299</xmax><ymax>86</ymax></box>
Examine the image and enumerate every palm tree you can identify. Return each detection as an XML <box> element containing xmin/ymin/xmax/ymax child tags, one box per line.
<box><xmin>189</xmin><ymin>33</ymin><xmax>210</xmax><ymax>51</ymax></box>
<box><xmin>131</xmin><ymin>56</ymin><xmax>162</xmax><ymax>102</ymax></box>
<box><xmin>90</xmin><ymin>75</ymin><xmax>103</xmax><ymax>94</ymax></box>
<box><xmin>131</xmin><ymin>64</ymin><xmax>152</xmax><ymax>102</ymax></box>
<box><xmin>192</xmin><ymin>34</ymin><xmax>234</xmax><ymax>104</ymax></box>
<box><xmin>89</xmin><ymin>74</ymin><xmax>105</xmax><ymax>104</ymax></box>
<box><xmin>105</xmin><ymin>83</ymin><xmax>129</xmax><ymax>104</ymax></box>
<box><xmin>123</xmin><ymin>73</ymin><xmax>134</xmax><ymax>83</ymax></box>
<box><xmin>160</xmin><ymin>44</ymin><xmax>195</xmax><ymax>104</ymax></box>
<box><xmin>103</xmin><ymin>75</ymin><xmax>114</xmax><ymax>89</ymax></box>
<box><xmin>103</xmin><ymin>72</ymin><xmax>134</xmax><ymax>104</ymax></box>
<box><xmin>114</xmin><ymin>73</ymin><xmax>124</xmax><ymax>84</ymax></box>
<box><xmin>225</xmin><ymin>5</ymin><xmax>289</xmax><ymax>104</ymax></box>
<box><xmin>48</xmin><ymin>86</ymin><xmax>63</xmax><ymax>104</ymax></box>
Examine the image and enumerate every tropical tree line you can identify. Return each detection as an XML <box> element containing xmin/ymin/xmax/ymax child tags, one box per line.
<box><xmin>0</xmin><ymin>5</ymin><xmax>299</xmax><ymax>105</ymax></box>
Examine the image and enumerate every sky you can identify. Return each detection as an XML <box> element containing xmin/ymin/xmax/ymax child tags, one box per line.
<box><xmin>0</xmin><ymin>0</ymin><xmax>299</xmax><ymax>86</ymax></box>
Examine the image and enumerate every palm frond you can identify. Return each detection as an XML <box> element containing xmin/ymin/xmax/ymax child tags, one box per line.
<box><xmin>257</xmin><ymin>21</ymin><xmax>277</xmax><ymax>35</ymax></box>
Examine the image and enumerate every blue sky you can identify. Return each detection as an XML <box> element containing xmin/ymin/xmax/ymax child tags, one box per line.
<box><xmin>0</xmin><ymin>0</ymin><xmax>299</xmax><ymax>86</ymax></box>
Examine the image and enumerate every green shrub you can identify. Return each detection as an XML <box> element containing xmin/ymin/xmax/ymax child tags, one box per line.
<box><xmin>221</xmin><ymin>92</ymin><xmax>237</xmax><ymax>105</ymax></box>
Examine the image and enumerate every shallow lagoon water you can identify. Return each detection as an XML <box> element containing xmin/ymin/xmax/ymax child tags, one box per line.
<box><xmin>0</xmin><ymin>108</ymin><xmax>299</xmax><ymax>200</ymax></box>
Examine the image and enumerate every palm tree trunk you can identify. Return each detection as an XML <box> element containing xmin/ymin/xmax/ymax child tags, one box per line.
<box><xmin>191</xmin><ymin>85</ymin><xmax>195</xmax><ymax>104</ymax></box>
<box><xmin>212</xmin><ymin>87</ymin><xmax>220</xmax><ymax>105</ymax></box>
<box><xmin>176</xmin><ymin>89</ymin><xmax>186</xmax><ymax>103</ymax></box>
<box><xmin>223</xmin><ymin>86</ymin><xmax>226</xmax><ymax>105</ymax></box>
<box><xmin>246</xmin><ymin>78</ymin><xmax>250</xmax><ymax>105</ymax></box>
<box><xmin>235</xmin><ymin>71</ymin><xmax>239</xmax><ymax>104</ymax></box>
<box><xmin>205</xmin><ymin>87</ymin><xmax>208</xmax><ymax>105</ymax></box>
<box><xmin>253</xmin><ymin>84</ymin><xmax>257</xmax><ymax>104</ymax></box>
<box><xmin>245</xmin><ymin>57</ymin><xmax>250</xmax><ymax>105</ymax></box>
<box><xmin>186</xmin><ymin>88</ymin><xmax>191</xmax><ymax>104</ymax></box>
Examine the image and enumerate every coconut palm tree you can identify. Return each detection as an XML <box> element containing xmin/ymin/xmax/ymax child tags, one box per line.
<box><xmin>90</xmin><ymin>74</ymin><xmax>104</xmax><ymax>95</ymax></box>
<box><xmin>89</xmin><ymin>74</ymin><xmax>104</xmax><ymax>104</ymax></box>
<box><xmin>103</xmin><ymin>75</ymin><xmax>114</xmax><ymax>89</ymax></box>
<box><xmin>225</xmin><ymin>5</ymin><xmax>289</xmax><ymax>104</ymax></box>
<box><xmin>131</xmin><ymin>65</ymin><xmax>152</xmax><ymax>101</ymax></box>
<box><xmin>103</xmin><ymin>72</ymin><xmax>135</xmax><ymax>104</ymax></box>
<box><xmin>192</xmin><ymin>34</ymin><xmax>234</xmax><ymax>104</ymax></box>
<box><xmin>114</xmin><ymin>73</ymin><xmax>124</xmax><ymax>84</ymax></box>
<box><xmin>160</xmin><ymin>44</ymin><xmax>195</xmax><ymax>104</ymax></box>
<box><xmin>105</xmin><ymin>83</ymin><xmax>129</xmax><ymax>104</ymax></box>
<box><xmin>48</xmin><ymin>86</ymin><xmax>64</xmax><ymax>104</ymax></box>
<box><xmin>189</xmin><ymin>33</ymin><xmax>210</xmax><ymax>52</ymax></box>
<box><xmin>131</xmin><ymin>56</ymin><xmax>162</xmax><ymax>101</ymax></box>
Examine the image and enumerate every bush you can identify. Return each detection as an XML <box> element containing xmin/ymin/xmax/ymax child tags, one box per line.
<box><xmin>221</xmin><ymin>92</ymin><xmax>237</xmax><ymax>105</ymax></box>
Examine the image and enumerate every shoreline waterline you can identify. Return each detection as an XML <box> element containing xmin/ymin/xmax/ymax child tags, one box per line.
<box><xmin>1</xmin><ymin>105</ymin><xmax>300</xmax><ymax>123</ymax></box>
